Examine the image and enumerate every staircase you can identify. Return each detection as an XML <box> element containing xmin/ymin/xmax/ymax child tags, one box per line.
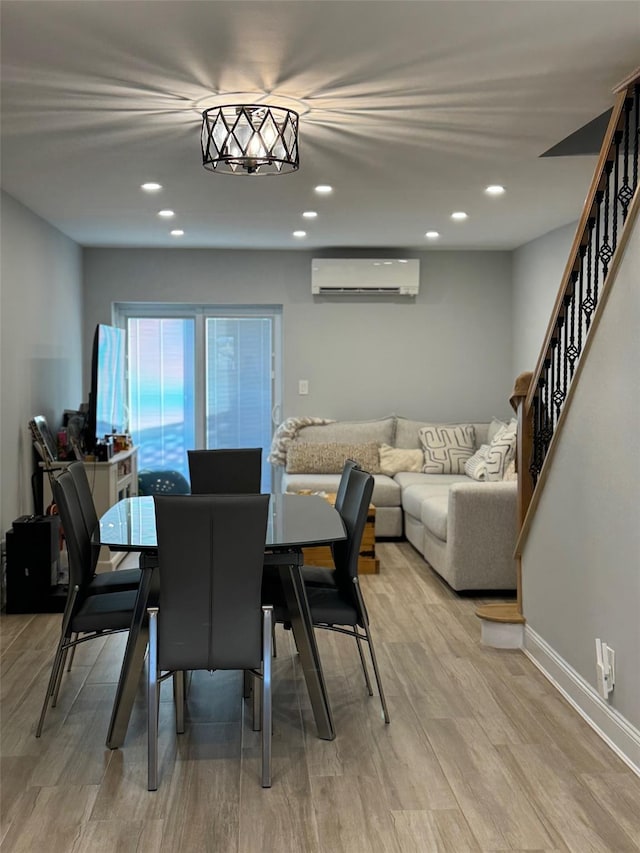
<box><xmin>477</xmin><ymin>68</ymin><xmax>640</xmax><ymax>643</ymax></box>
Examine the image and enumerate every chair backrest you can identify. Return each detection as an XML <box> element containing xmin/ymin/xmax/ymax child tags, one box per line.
<box><xmin>52</xmin><ymin>469</ymin><xmax>95</xmax><ymax>593</ymax></box>
<box><xmin>331</xmin><ymin>468</ymin><xmax>374</xmax><ymax>591</ymax></box>
<box><xmin>153</xmin><ymin>493</ymin><xmax>270</xmax><ymax>672</ymax></box>
<box><xmin>334</xmin><ymin>459</ymin><xmax>361</xmax><ymax>514</ymax></box>
<box><xmin>187</xmin><ymin>448</ymin><xmax>262</xmax><ymax>495</ymax></box>
<box><xmin>67</xmin><ymin>462</ymin><xmax>99</xmax><ymax>538</ymax></box>
<box><xmin>138</xmin><ymin>470</ymin><xmax>191</xmax><ymax>495</ymax></box>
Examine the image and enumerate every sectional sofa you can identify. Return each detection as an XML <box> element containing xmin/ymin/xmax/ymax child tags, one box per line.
<box><xmin>274</xmin><ymin>415</ymin><xmax>518</xmax><ymax>592</ymax></box>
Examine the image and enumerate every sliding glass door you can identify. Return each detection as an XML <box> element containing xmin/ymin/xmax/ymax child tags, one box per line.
<box><xmin>118</xmin><ymin>305</ymin><xmax>281</xmax><ymax>490</ymax></box>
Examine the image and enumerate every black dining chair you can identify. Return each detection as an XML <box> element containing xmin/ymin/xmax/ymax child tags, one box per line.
<box><xmin>148</xmin><ymin>493</ymin><xmax>273</xmax><ymax>790</ymax></box>
<box><xmin>187</xmin><ymin>448</ymin><xmax>262</xmax><ymax>494</ymax></box>
<box><xmin>36</xmin><ymin>468</ymin><xmax>138</xmax><ymax>737</ymax></box>
<box><xmin>67</xmin><ymin>461</ymin><xmax>142</xmax><ymax>594</ymax></box>
<box><xmin>301</xmin><ymin>458</ymin><xmax>361</xmax><ymax>589</ymax></box>
<box><xmin>262</xmin><ymin>467</ymin><xmax>390</xmax><ymax>723</ymax></box>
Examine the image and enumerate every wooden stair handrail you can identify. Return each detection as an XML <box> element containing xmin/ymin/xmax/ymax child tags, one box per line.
<box><xmin>477</xmin><ymin>69</ymin><xmax>640</xmax><ymax>630</ymax></box>
<box><xmin>525</xmin><ymin>79</ymin><xmax>638</xmax><ymax>416</ymax></box>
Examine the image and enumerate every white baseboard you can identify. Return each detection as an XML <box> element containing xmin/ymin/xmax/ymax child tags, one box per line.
<box><xmin>524</xmin><ymin>626</ymin><xmax>640</xmax><ymax>777</ymax></box>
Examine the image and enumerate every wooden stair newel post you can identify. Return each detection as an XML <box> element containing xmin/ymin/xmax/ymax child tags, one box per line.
<box><xmin>475</xmin><ymin>372</ymin><xmax>532</xmax><ymax>644</ymax></box>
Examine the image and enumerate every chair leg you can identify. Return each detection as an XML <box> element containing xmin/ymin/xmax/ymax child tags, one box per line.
<box><xmin>243</xmin><ymin>669</ymin><xmax>253</xmax><ymax>699</ymax></box>
<box><xmin>66</xmin><ymin>635</ymin><xmax>78</xmax><ymax>672</ymax></box>
<box><xmin>51</xmin><ymin>645</ymin><xmax>70</xmax><ymax>707</ymax></box>
<box><xmin>261</xmin><ymin>606</ymin><xmax>273</xmax><ymax>788</ymax></box>
<box><xmin>147</xmin><ymin>608</ymin><xmax>159</xmax><ymax>791</ymax></box>
<box><xmin>35</xmin><ymin>639</ymin><xmax>67</xmax><ymax>737</ymax></box>
<box><xmin>252</xmin><ymin>671</ymin><xmax>261</xmax><ymax>732</ymax></box>
<box><xmin>36</xmin><ymin>587</ymin><xmax>78</xmax><ymax>737</ymax></box>
<box><xmin>173</xmin><ymin>671</ymin><xmax>185</xmax><ymax>734</ymax></box>
<box><xmin>353</xmin><ymin>581</ymin><xmax>390</xmax><ymax>724</ymax></box>
<box><xmin>355</xmin><ymin>632</ymin><xmax>374</xmax><ymax>696</ymax></box>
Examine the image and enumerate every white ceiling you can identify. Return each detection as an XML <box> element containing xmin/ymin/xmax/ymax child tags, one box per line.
<box><xmin>1</xmin><ymin>1</ymin><xmax>639</xmax><ymax>251</ymax></box>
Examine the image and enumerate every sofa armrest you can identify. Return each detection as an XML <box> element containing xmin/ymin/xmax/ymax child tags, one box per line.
<box><xmin>446</xmin><ymin>480</ymin><xmax>518</xmax><ymax>589</ymax></box>
<box><xmin>448</xmin><ymin>480</ymin><xmax>517</xmax><ymax>541</ymax></box>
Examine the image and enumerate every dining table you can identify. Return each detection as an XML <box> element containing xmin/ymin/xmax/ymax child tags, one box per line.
<box><xmin>95</xmin><ymin>492</ymin><xmax>346</xmax><ymax>748</ymax></box>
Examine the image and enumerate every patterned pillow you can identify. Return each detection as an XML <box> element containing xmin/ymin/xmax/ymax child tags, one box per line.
<box><xmin>419</xmin><ymin>424</ymin><xmax>476</xmax><ymax>474</ymax></box>
<box><xmin>378</xmin><ymin>444</ymin><xmax>424</xmax><ymax>476</ymax></box>
<box><xmin>485</xmin><ymin>419</ymin><xmax>517</xmax><ymax>481</ymax></box>
<box><xmin>464</xmin><ymin>444</ymin><xmax>490</xmax><ymax>481</ymax></box>
<box><xmin>286</xmin><ymin>441</ymin><xmax>380</xmax><ymax>474</ymax></box>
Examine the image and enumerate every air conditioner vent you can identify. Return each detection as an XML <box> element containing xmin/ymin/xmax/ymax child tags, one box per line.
<box><xmin>311</xmin><ymin>258</ymin><xmax>420</xmax><ymax>296</ymax></box>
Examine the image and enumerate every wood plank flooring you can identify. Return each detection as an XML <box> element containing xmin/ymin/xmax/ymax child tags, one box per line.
<box><xmin>2</xmin><ymin>542</ymin><xmax>640</xmax><ymax>852</ymax></box>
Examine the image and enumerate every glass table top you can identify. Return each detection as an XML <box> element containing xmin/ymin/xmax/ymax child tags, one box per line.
<box><xmin>96</xmin><ymin>493</ymin><xmax>346</xmax><ymax>552</ymax></box>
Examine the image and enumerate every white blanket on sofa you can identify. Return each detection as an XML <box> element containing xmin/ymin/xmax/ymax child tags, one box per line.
<box><xmin>268</xmin><ymin>416</ymin><xmax>335</xmax><ymax>466</ymax></box>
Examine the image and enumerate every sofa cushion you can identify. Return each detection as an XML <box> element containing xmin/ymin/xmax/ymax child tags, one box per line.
<box><xmin>369</xmin><ymin>474</ymin><xmax>402</xmax><ymax>507</ymax></box>
<box><xmin>419</xmin><ymin>424</ymin><xmax>476</xmax><ymax>474</ymax></box>
<box><xmin>420</xmin><ymin>495</ymin><xmax>449</xmax><ymax>542</ymax></box>
<box><xmin>378</xmin><ymin>444</ymin><xmax>424</xmax><ymax>475</ymax></box>
<box><xmin>485</xmin><ymin>419</ymin><xmax>517</xmax><ymax>481</ymax></box>
<box><xmin>464</xmin><ymin>444</ymin><xmax>490</xmax><ymax>481</ymax></box>
<box><xmin>294</xmin><ymin>416</ymin><xmax>395</xmax><ymax>446</ymax></box>
<box><xmin>286</xmin><ymin>441</ymin><xmax>380</xmax><ymax>474</ymax></box>
<box><xmin>394</xmin><ymin>471</ymin><xmax>469</xmax><ymax>489</ymax></box>
<box><xmin>400</xmin><ymin>480</ymin><xmax>457</xmax><ymax>518</ymax></box>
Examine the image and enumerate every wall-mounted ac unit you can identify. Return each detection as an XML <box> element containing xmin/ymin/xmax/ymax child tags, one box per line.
<box><xmin>311</xmin><ymin>258</ymin><xmax>420</xmax><ymax>296</ymax></box>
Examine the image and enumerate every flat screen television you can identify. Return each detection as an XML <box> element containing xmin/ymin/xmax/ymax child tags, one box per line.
<box><xmin>85</xmin><ymin>324</ymin><xmax>127</xmax><ymax>452</ymax></box>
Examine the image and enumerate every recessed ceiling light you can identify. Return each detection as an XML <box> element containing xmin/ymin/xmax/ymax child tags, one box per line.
<box><xmin>170</xmin><ymin>229</ymin><xmax>184</xmax><ymax>237</ymax></box>
<box><xmin>302</xmin><ymin>211</ymin><xmax>318</xmax><ymax>219</ymax></box>
<box><xmin>485</xmin><ymin>185</ymin><xmax>505</xmax><ymax>196</ymax></box>
<box><xmin>293</xmin><ymin>230</ymin><xmax>307</xmax><ymax>238</ymax></box>
<box><xmin>158</xmin><ymin>209</ymin><xmax>175</xmax><ymax>218</ymax></box>
<box><xmin>314</xmin><ymin>185</ymin><xmax>333</xmax><ymax>194</ymax></box>
<box><xmin>373</xmin><ymin>262</ymin><xmax>381</xmax><ymax>266</ymax></box>
<box><xmin>425</xmin><ymin>231</ymin><xmax>440</xmax><ymax>239</ymax></box>
<box><xmin>141</xmin><ymin>182</ymin><xmax>162</xmax><ymax>191</ymax></box>
<box><xmin>383</xmin><ymin>261</ymin><xmax>393</xmax><ymax>265</ymax></box>
<box><xmin>398</xmin><ymin>259</ymin><xmax>408</xmax><ymax>263</ymax></box>
<box><xmin>451</xmin><ymin>211</ymin><xmax>468</xmax><ymax>221</ymax></box>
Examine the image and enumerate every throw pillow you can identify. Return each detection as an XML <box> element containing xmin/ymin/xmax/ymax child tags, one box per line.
<box><xmin>503</xmin><ymin>459</ymin><xmax>517</xmax><ymax>481</ymax></box>
<box><xmin>419</xmin><ymin>424</ymin><xmax>476</xmax><ymax>474</ymax></box>
<box><xmin>485</xmin><ymin>419</ymin><xmax>517</xmax><ymax>481</ymax></box>
<box><xmin>487</xmin><ymin>417</ymin><xmax>508</xmax><ymax>443</ymax></box>
<box><xmin>464</xmin><ymin>444</ymin><xmax>490</xmax><ymax>481</ymax></box>
<box><xmin>378</xmin><ymin>444</ymin><xmax>424</xmax><ymax>476</ymax></box>
<box><xmin>286</xmin><ymin>441</ymin><xmax>380</xmax><ymax>474</ymax></box>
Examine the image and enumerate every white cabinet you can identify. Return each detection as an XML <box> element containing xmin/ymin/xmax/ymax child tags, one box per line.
<box><xmin>43</xmin><ymin>447</ymin><xmax>138</xmax><ymax>571</ymax></box>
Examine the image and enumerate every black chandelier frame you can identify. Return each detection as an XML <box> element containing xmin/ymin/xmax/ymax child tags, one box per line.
<box><xmin>201</xmin><ymin>104</ymin><xmax>300</xmax><ymax>176</ymax></box>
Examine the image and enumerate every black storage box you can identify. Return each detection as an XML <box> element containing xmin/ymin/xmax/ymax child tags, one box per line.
<box><xmin>5</xmin><ymin>515</ymin><xmax>66</xmax><ymax>613</ymax></box>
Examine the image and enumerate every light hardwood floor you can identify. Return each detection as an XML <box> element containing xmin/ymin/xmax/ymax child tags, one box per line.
<box><xmin>2</xmin><ymin>542</ymin><xmax>639</xmax><ymax>852</ymax></box>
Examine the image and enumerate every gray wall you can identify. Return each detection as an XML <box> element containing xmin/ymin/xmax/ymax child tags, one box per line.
<box><xmin>512</xmin><ymin>221</ymin><xmax>576</xmax><ymax>376</ymax></box>
<box><xmin>0</xmin><ymin>191</ymin><xmax>83</xmax><ymax>534</ymax></box>
<box><xmin>83</xmin><ymin>248</ymin><xmax>514</xmax><ymax>424</ymax></box>
<box><xmin>521</xmin><ymin>217</ymin><xmax>640</xmax><ymax>732</ymax></box>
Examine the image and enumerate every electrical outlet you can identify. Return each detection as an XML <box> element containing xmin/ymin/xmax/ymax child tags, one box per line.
<box><xmin>595</xmin><ymin>638</ymin><xmax>615</xmax><ymax>699</ymax></box>
<box><xmin>298</xmin><ymin>379</ymin><xmax>309</xmax><ymax>395</ymax></box>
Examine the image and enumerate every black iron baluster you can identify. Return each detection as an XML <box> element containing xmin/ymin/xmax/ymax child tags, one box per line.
<box><xmin>567</xmin><ymin>273</ymin><xmax>579</xmax><ymax>378</ymax></box>
<box><xmin>583</xmin><ymin>218</ymin><xmax>596</xmax><ymax>331</ymax></box>
<box><xmin>598</xmin><ymin>164</ymin><xmax>614</xmax><ymax>281</ymax></box>
<box><xmin>593</xmin><ymin>190</ymin><xmax>603</xmax><ymax>306</ymax></box>
<box><xmin>618</xmin><ymin>97</ymin><xmax>634</xmax><ymax>221</ymax></box>
<box><xmin>577</xmin><ymin>244</ymin><xmax>586</xmax><ymax>356</ymax></box>
<box><xmin>613</xmin><ymin>130</ymin><xmax>623</xmax><ymax>254</ymax></box>
<box><xmin>633</xmin><ymin>84</ymin><xmax>639</xmax><ymax>191</ymax></box>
